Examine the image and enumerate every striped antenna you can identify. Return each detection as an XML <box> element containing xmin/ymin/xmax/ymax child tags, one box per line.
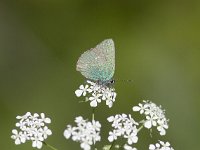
<box><xmin>114</xmin><ymin>79</ymin><xmax>133</xmax><ymax>83</ymax></box>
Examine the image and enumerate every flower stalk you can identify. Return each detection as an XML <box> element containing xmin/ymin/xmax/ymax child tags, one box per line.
<box><xmin>43</xmin><ymin>142</ymin><xmax>58</xmax><ymax>150</ymax></box>
<box><xmin>109</xmin><ymin>140</ymin><xmax>115</xmax><ymax>150</ymax></box>
<box><xmin>92</xmin><ymin>108</ymin><xmax>95</xmax><ymax>121</ymax></box>
<box><xmin>137</xmin><ymin>125</ymin><xmax>144</xmax><ymax>133</ymax></box>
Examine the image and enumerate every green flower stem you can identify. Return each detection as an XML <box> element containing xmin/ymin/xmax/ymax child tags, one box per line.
<box><xmin>92</xmin><ymin>108</ymin><xmax>95</xmax><ymax>120</ymax></box>
<box><xmin>137</xmin><ymin>124</ymin><xmax>144</xmax><ymax>132</ymax></box>
<box><xmin>109</xmin><ymin>140</ymin><xmax>115</xmax><ymax>150</ymax></box>
<box><xmin>43</xmin><ymin>142</ymin><xmax>58</xmax><ymax>150</ymax></box>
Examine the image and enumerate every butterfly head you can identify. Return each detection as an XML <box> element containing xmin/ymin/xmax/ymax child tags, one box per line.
<box><xmin>96</xmin><ymin>79</ymin><xmax>115</xmax><ymax>88</ymax></box>
<box><xmin>109</xmin><ymin>79</ymin><xmax>115</xmax><ymax>84</ymax></box>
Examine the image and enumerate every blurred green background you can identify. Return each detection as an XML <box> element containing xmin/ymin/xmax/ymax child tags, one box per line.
<box><xmin>0</xmin><ymin>0</ymin><xmax>200</xmax><ymax>149</ymax></box>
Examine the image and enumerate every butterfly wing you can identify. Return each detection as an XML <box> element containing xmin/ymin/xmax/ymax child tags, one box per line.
<box><xmin>76</xmin><ymin>39</ymin><xmax>115</xmax><ymax>82</ymax></box>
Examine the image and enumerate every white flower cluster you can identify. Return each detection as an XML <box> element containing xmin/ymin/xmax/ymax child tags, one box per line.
<box><xmin>64</xmin><ymin>116</ymin><xmax>101</xmax><ymax>150</ymax></box>
<box><xmin>132</xmin><ymin>100</ymin><xmax>169</xmax><ymax>135</ymax></box>
<box><xmin>107</xmin><ymin>114</ymin><xmax>138</xmax><ymax>147</ymax></box>
<box><xmin>149</xmin><ymin>141</ymin><xmax>174</xmax><ymax>150</ymax></box>
<box><xmin>11</xmin><ymin>112</ymin><xmax>52</xmax><ymax>149</ymax></box>
<box><xmin>75</xmin><ymin>80</ymin><xmax>117</xmax><ymax>108</ymax></box>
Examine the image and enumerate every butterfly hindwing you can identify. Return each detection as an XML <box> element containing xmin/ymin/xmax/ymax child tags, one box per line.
<box><xmin>76</xmin><ymin>39</ymin><xmax>115</xmax><ymax>82</ymax></box>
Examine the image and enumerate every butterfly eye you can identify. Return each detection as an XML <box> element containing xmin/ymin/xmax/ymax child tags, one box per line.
<box><xmin>110</xmin><ymin>80</ymin><xmax>115</xmax><ymax>84</ymax></box>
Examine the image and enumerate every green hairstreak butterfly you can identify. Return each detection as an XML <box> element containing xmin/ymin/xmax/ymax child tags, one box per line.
<box><xmin>76</xmin><ymin>39</ymin><xmax>115</xmax><ymax>85</ymax></box>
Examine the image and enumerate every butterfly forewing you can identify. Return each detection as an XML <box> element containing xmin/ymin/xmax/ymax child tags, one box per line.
<box><xmin>76</xmin><ymin>39</ymin><xmax>115</xmax><ymax>82</ymax></box>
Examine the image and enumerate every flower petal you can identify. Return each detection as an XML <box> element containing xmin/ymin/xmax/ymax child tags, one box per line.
<box><xmin>12</xmin><ymin>129</ymin><xmax>18</xmax><ymax>135</ymax></box>
<box><xmin>149</xmin><ymin>144</ymin><xmax>155</xmax><ymax>150</ymax></box>
<box><xmin>144</xmin><ymin>120</ymin><xmax>152</xmax><ymax>129</ymax></box>
<box><xmin>44</xmin><ymin>118</ymin><xmax>51</xmax><ymax>123</ymax></box>
<box><xmin>15</xmin><ymin>138</ymin><xmax>21</xmax><ymax>145</ymax></box>
<box><xmin>75</xmin><ymin>90</ymin><xmax>83</xmax><ymax>97</ymax></box>
<box><xmin>132</xmin><ymin>106</ymin><xmax>141</xmax><ymax>111</ymax></box>
<box><xmin>37</xmin><ymin>141</ymin><xmax>43</xmax><ymax>149</ymax></box>
<box><xmin>90</xmin><ymin>100</ymin><xmax>97</xmax><ymax>107</ymax></box>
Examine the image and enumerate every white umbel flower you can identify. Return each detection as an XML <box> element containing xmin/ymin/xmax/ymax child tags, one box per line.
<box><xmin>107</xmin><ymin>114</ymin><xmax>138</xmax><ymax>145</ymax></box>
<box><xmin>11</xmin><ymin>112</ymin><xmax>52</xmax><ymax>149</ymax></box>
<box><xmin>64</xmin><ymin>116</ymin><xmax>101</xmax><ymax>150</ymax></box>
<box><xmin>149</xmin><ymin>141</ymin><xmax>174</xmax><ymax>150</ymax></box>
<box><xmin>133</xmin><ymin>100</ymin><xmax>169</xmax><ymax>135</ymax></box>
<box><xmin>75</xmin><ymin>80</ymin><xmax>117</xmax><ymax>108</ymax></box>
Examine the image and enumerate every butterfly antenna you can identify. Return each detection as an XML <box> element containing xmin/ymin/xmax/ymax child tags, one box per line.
<box><xmin>115</xmin><ymin>79</ymin><xmax>133</xmax><ymax>83</ymax></box>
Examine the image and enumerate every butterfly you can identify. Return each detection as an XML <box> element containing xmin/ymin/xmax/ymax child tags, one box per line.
<box><xmin>76</xmin><ymin>39</ymin><xmax>115</xmax><ymax>86</ymax></box>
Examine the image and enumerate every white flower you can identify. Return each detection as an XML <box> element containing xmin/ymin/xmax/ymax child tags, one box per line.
<box><xmin>132</xmin><ymin>103</ymin><xmax>148</xmax><ymax>114</ymax></box>
<box><xmin>40</xmin><ymin>113</ymin><xmax>51</xmax><ymax>124</ymax></box>
<box><xmin>89</xmin><ymin>93</ymin><xmax>102</xmax><ymax>107</ymax></box>
<box><xmin>106</xmin><ymin>98</ymin><xmax>113</xmax><ymax>108</ymax></box>
<box><xmin>11</xmin><ymin>129</ymin><xmax>26</xmax><ymax>145</ymax></box>
<box><xmin>81</xmin><ymin>141</ymin><xmax>91</xmax><ymax>150</ymax></box>
<box><xmin>149</xmin><ymin>143</ymin><xmax>160</xmax><ymax>150</ymax></box>
<box><xmin>133</xmin><ymin>100</ymin><xmax>169</xmax><ymax>135</ymax></box>
<box><xmin>64</xmin><ymin>116</ymin><xmax>101</xmax><ymax>150</ymax></box>
<box><xmin>75</xmin><ymin>116</ymin><xmax>86</xmax><ymax>125</ymax></box>
<box><xmin>149</xmin><ymin>141</ymin><xmax>174</xmax><ymax>150</ymax></box>
<box><xmin>15</xmin><ymin>121</ymin><xmax>26</xmax><ymax>130</ymax></box>
<box><xmin>107</xmin><ymin>114</ymin><xmax>138</xmax><ymax>145</ymax></box>
<box><xmin>101</xmin><ymin>88</ymin><xmax>110</xmax><ymax>100</ymax></box>
<box><xmin>17</xmin><ymin>112</ymin><xmax>31</xmax><ymax>118</ymax></box>
<box><xmin>39</xmin><ymin>126</ymin><xmax>52</xmax><ymax>139</ymax></box>
<box><xmin>124</xmin><ymin>132</ymin><xmax>138</xmax><ymax>145</ymax></box>
<box><xmin>107</xmin><ymin>115</ymin><xmax>119</xmax><ymax>123</ymax></box>
<box><xmin>89</xmin><ymin>81</ymin><xmax>101</xmax><ymax>92</ymax></box>
<box><xmin>144</xmin><ymin>115</ymin><xmax>157</xmax><ymax>129</ymax></box>
<box><xmin>75</xmin><ymin>85</ymin><xmax>91</xmax><ymax>97</ymax></box>
<box><xmin>64</xmin><ymin>125</ymin><xmax>74</xmax><ymax>139</ymax></box>
<box><xmin>108</xmin><ymin>130</ymin><xmax>120</xmax><ymax>142</ymax></box>
<box><xmin>91</xmin><ymin>120</ymin><xmax>101</xmax><ymax>131</ymax></box>
<box><xmin>124</xmin><ymin>144</ymin><xmax>137</xmax><ymax>150</ymax></box>
<box><xmin>157</xmin><ymin>119</ymin><xmax>168</xmax><ymax>136</ymax></box>
<box><xmin>159</xmin><ymin>141</ymin><xmax>173</xmax><ymax>150</ymax></box>
<box><xmin>11</xmin><ymin>112</ymin><xmax>52</xmax><ymax>149</ymax></box>
<box><xmin>75</xmin><ymin>80</ymin><xmax>117</xmax><ymax>108</ymax></box>
<box><xmin>31</xmin><ymin>134</ymin><xmax>44</xmax><ymax>149</ymax></box>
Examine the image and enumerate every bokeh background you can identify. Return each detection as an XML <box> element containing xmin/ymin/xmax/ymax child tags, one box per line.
<box><xmin>1</xmin><ymin>0</ymin><xmax>200</xmax><ymax>149</ymax></box>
